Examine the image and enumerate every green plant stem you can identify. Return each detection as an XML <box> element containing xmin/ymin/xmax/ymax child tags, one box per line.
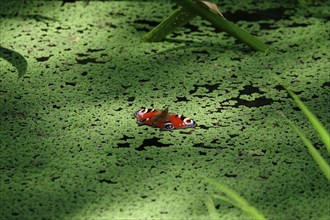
<box><xmin>173</xmin><ymin>0</ymin><xmax>268</xmax><ymax>52</ymax></box>
<box><xmin>142</xmin><ymin>7</ymin><xmax>196</xmax><ymax>42</ymax></box>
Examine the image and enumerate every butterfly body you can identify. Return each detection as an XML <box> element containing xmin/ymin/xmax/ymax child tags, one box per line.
<box><xmin>134</xmin><ymin>107</ymin><xmax>196</xmax><ymax>131</ymax></box>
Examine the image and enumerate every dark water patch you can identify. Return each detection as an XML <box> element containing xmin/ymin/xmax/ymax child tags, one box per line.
<box><xmin>259</xmin><ymin>172</ymin><xmax>272</xmax><ymax>179</ymax></box>
<box><xmin>76</xmin><ymin>53</ymin><xmax>89</xmax><ymax>57</ymax></box>
<box><xmin>65</xmin><ymin>82</ymin><xmax>77</xmax><ymax>86</ymax></box>
<box><xmin>258</xmin><ymin>22</ymin><xmax>278</xmax><ymax>30</ymax></box>
<box><xmin>61</xmin><ymin>0</ymin><xmax>76</xmax><ymax>6</ymax></box>
<box><xmin>119</xmin><ymin>135</ymin><xmax>135</xmax><ymax>141</ymax></box>
<box><xmin>55</xmin><ymin>26</ymin><xmax>70</xmax><ymax>30</ymax></box>
<box><xmin>227</xmin><ymin>134</ymin><xmax>238</xmax><ymax>139</ymax></box>
<box><xmin>193</xmin><ymin>94</ymin><xmax>212</xmax><ymax>98</ymax></box>
<box><xmin>76</xmin><ymin>58</ymin><xmax>107</xmax><ymax>65</ymax></box>
<box><xmin>61</xmin><ymin>0</ymin><xmax>90</xmax><ymax>6</ymax></box>
<box><xmin>189</xmin><ymin>83</ymin><xmax>220</xmax><ymax>94</ymax></box>
<box><xmin>234</xmin><ymin>96</ymin><xmax>274</xmax><ymax>108</ymax></box>
<box><xmin>121</xmin><ymin>84</ymin><xmax>131</xmax><ymax>89</ymax></box>
<box><xmin>210</xmin><ymin>84</ymin><xmax>276</xmax><ymax>108</ymax></box>
<box><xmin>99</xmin><ymin>178</ymin><xmax>117</xmax><ymax>184</ymax></box>
<box><xmin>223</xmin><ymin>7</ymin><xmax>288</xmax><ymax>22</ymax></box>
<box><xmin>176</xmin><ymin>96</ymin><xmax>189</xmax><ymax>102</ymax></box>
<box><xmin>36</xmin><ymin>55</ymin><xmax>52</xmax><ymax>62</ymax></box>
<box><xmin>224</xmin><ymin>173</ymin><xmax>237</xmax><ymax>178</ymax></box>
<box><xmin>198</xmin><ymin>151</ymin><xmax>207</xmax><ymax>156</ymax></box>
<box><xmin>191</xmin><ymin>49</ymin><xmax>210</xmax><ymax>55</ymax></box>
<box><xmin>87</xmin><ymin>48</ymin><xmax>105</xmax><ymax>53</ymax></box>
<box><xmin>133</xmin><ymin>19</ymin><xmax>159</xmax><ymax>27</ymax></box>
<box><xmin>133</xmin><ymin>19</ymin><xmax>159</xmax><ymax>32</ymax></box>
<box><xmin>117</xmin><ymin>143</ymin><xmax>130</xmax><ymax>148</ymax></box>
<box><xmin>138</xmin><ymin>79</ymin><xmax>150</xmax><ymax>83</ymax></box>
<box><xmin>182</xmin><ymin>23</ymin><xmax>200</xmax><ymax>33</ymax></box>
<box><xmin>51</xmin><ymin>176</ymin><xmax>60</xmax><ymax>182</ymax></box>
<box><xmin>192</xmin><ymin>142</ymin><xmax>225</xmax><ymax>150</ymax></box>
<box><xmin>231</xmin><ymin>56</ymin><xmax>243</xmax><ymax>61</ymax></box>
<box><xmin>274</xmin><ymin>85</ymin><xmax>285</xmax><ymax>91</ymax></box>
<box><xmin>321</xmin><ymin>82</ymin><xmax>330</xmax><ymax>88</ymax></box>
<box><xmin>197</xmin><ymin>124</ymin><xmax>210</xmax><ymax>130</ymax></box>
<box><xmin>286</xmin><ymin>22</ymin><xmax>310</xmax><ymax>28</ymax></box>
<box><xmin>239</xmin><ymin>85</ymin><xmax>264</xmax><ymax>95</ymax></box>
<box><xmin>108</xmin><ymin>11</ymin><xmax>125</xmax><ymax>17</ymax></box>
<box><xmin>127</xmin><ymin>96</ymin><xmax>135</xmax><ymax>102</ymax></box>
<box><xmin>53</xmin><ymin>104</ymin><xmax>61</xmax><ymax>109</ymax></box>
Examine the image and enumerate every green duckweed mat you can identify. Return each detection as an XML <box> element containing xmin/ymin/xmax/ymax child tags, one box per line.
<box><xmin>1</xmin><ymin>1</ymin><xmax>329</xmax><ymax>219</ymax></box>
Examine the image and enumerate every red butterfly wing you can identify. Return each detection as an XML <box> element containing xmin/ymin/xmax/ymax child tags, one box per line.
<box><xmin>161</xmin><ymin>114</ymin><xmax>197</xmax><ymax>130</ymax></box>
<box><xmin>135</xmin><ymin>107</ymin><xmax>196</xmax><ymax>131</ymax></box>
<box><xmin>134</xmin><ymin>108</ymin><xmax>161</xmax><ymax>126</ymax></box>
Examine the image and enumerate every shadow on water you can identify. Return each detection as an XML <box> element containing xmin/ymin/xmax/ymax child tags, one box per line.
<box><xmin>0</xmin><ymin>46</ymin><xmax>28</xmax><ymax>78</ymax></box>
<box><xmin>0</xmin><ymin>13</ymin><xmax>59</xmax><ymax>22</ymax></box>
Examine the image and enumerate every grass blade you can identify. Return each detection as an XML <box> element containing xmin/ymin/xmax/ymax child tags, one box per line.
<box><xmin>205</xmin><ymin>177</ymin><xmax>266</xmax><ymax>220</ymax></box>
<box><xmin>286</xmin><ymin>87</ymin><xmax>330</xmax><ymax>153</ymax></box>
<box><xmin>204</xmin><ymin>196</ymin><xmax>220</xmax><ymax>220</ymax></box>
<box><xmin>142</xmin><ymin>7</ymin><xmax>196</xmax><ymax>42</ymax></box>
<box><xmin>174</xmin><ymin>0</ymin><xmax>268</xmax><ymax>51</ymax></box>
<box><xmin>291</xmin><ymin>122</ymin><xmax>330</xmax><ymax>182</ymax></box>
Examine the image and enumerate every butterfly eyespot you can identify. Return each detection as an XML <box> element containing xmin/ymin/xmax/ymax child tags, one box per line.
<box><xmin>163</xmin><ymin>122</ymin><xmax>174</xmax><ymax>130</ymax></box>
<box><xmin>183</xmin><ymin>118</ymin><xmax>196</xmax><ymax>127</ymax></box>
